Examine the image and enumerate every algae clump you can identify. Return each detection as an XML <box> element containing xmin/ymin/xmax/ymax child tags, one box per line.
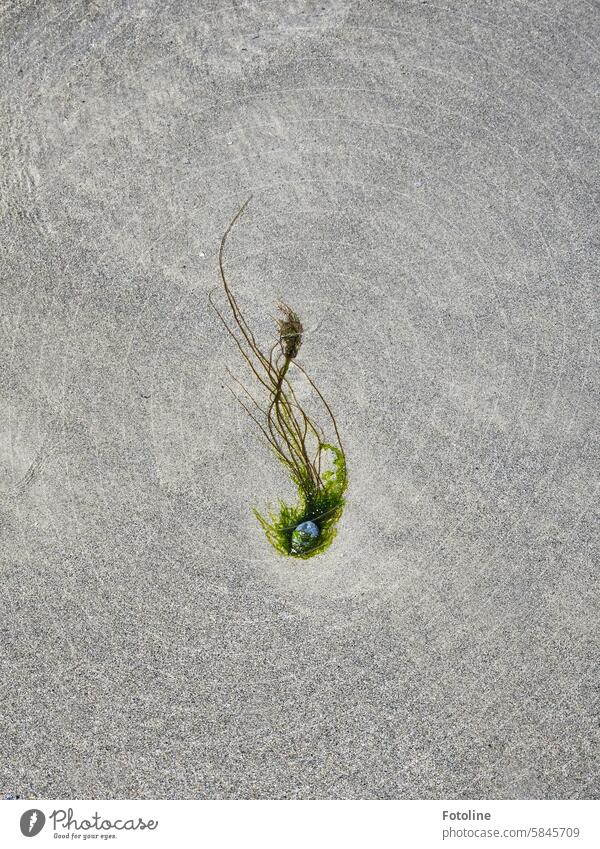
<box><xmin>211</xmin><ymin>198</ymin><xmax>347</xmax><ymax>559</ymax></box>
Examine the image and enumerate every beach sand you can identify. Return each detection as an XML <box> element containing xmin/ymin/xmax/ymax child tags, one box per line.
<box><xmin>1</xmin><ymin>0</ymin><xmax>598</xmax><ymax>799</ymax></box>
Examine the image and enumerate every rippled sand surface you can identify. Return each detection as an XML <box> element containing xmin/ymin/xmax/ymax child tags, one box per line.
<box><xmin>1</xmin><ymin>1</ymin><xmax>598</xmax><ymax>799</ymax></box>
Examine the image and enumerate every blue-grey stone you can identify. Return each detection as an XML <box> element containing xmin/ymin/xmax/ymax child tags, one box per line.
<box><xmin>291</xmin><ymin>520</ymin><xmax>320</xmax><ymax>553</ymax></box>
<box><xmin>296</xmin><ymin>521</ymin><xmax>319</xmax><ymax>538</ymax></box>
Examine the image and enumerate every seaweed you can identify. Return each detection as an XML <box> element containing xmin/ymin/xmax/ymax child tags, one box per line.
<box><xmin>210</xmin><ymin>198</ymin><xmax>347</xmax><ymax>558</ymax></box>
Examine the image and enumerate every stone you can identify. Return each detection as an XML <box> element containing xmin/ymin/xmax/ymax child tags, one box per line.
<box><xmin>291</xmin><ymin>520</ymin><xmax>320</xmax><ymax>554</ymax></box>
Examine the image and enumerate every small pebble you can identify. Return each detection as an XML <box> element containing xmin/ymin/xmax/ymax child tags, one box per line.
<box><xmin>291</xmin><ymin>520</ymin><xmax>320</xmax><ymax>554</ymax></box>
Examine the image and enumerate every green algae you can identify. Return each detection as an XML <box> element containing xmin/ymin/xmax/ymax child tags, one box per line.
<box><xmin>254</xmin><ymin>444</ymin><xmax>347</xmax><ymax>559</ymax></box>
<box><xmin>211</xmin><ymin>198</ymin><xmax>348</xmax><ymax>559</ymax></box>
